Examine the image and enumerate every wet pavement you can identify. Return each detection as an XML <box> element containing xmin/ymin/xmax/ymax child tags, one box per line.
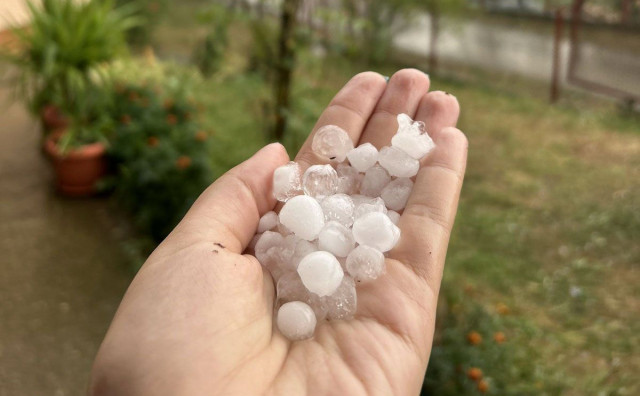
<box><xmin>0</xmin><ymin>88</ymin><xmax>132</xmax><ymax>395</ymax></box>
<box><xmin>395</xmin><ymin>15</ymin><xmax>640</xmax><ymax>96</ymax></box>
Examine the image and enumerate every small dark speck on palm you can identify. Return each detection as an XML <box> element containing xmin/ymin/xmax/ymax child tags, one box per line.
<box><xmin>214</xmin><ymin>242</ymin><xmax>225</xmax><ymax>249</ymax></box>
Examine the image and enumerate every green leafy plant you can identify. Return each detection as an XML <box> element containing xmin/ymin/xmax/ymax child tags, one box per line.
<box><xmin>107</xmin><ymin>79</ymin><xmax>212</xmax><ymax>242</ymax></box>
<box><xmin>115</xmin><ymin>0</ymin><xmax>168</xmax><ymax>48</ymax></box>
<box><xmin>423</xmin><ymin>290</ymin><xmax>565</xmax><ymax>395</ymax></box>
<box><xmin>1</xmin><ymin>0</ymin><xmax>138</xmax><ymax>146</ymax></box>
<box><xmin>192</xmin><ymin>4</ymin><xmax>230</xmax><ymax>77</ymax></box>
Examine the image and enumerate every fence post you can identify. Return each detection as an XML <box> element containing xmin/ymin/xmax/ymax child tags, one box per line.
<box><xmin>550</xmin><ymin>8</ymin><xmax>564</xmax><ymax>103</ymax></box>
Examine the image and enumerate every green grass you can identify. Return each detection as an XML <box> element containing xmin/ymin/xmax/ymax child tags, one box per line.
<box><xmin>149</xmin><ymin>4</ymin><xmax>640</xmax><ymax>394</ymax></box>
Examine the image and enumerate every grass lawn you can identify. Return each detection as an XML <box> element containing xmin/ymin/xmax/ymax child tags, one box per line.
<box><xmin>147</xmin><ymin>4</ymin><xmax>640</xmax><ymax>394</ymax></box>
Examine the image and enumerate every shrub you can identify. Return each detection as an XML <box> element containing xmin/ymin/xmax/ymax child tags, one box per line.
<box><xmin>107</xmin><ymin>81</ymin><xmax>212</xmax><ymax>242</ymax></box>
<box><xmin>422</xmin><ymin>290</ymin><xmax>565</xmax><ymax>395</ymax></box>
<box><xmin>192</xmin><ymin>4</ymin><xmax>230</xmax><ymax>77</ymax></box>
<box><xmin>2</xmin><ymin>0</ymin><xmax>138</xmax><ymax>116</ymax></box>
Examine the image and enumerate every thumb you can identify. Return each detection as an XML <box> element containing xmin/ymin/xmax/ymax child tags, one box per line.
<box><xmin>173</xmin><ymin>143</ymin><xmax>290</xmax><ymax>253</ymax></box>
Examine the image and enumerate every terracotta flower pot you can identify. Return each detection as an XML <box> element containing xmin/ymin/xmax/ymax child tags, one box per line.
<box><xmin>44</xmin><ymin>131</ymin><xmax>107</xmax><ymax>197</ymax></box>
<box><xmin>40</xmin><ymin>105</ymin><xmax>69</xmax><ymax>133</ymax></box>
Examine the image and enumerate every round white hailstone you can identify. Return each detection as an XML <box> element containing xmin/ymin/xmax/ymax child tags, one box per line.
<box><xmin>380</xmin><ymin>178</ymin><xmax>414</xmax><ymax>211</ymax></box>
<box><xmin>391</xmin><ymin>132</ymin><xmax>435</xmax><ymax>160</ymax></box>
<box><xmin>311</xmin><ymin>125</ymin><xmax>354</xmax><ymax>162</ymax></box>
<box><xmin>255</xmin><ymin>235</ymin><xmax>296</xmax><ymax>282</ymax></box>
<box><xmin>397</xmin><ymin>113</ymin><xmax>413</xmax><ymax>129</ymax></box>
<box><xmin>396</xmin><ymin>113</ymin><xmax>426</xmax><ymax>135</ymax></box>
<box><xmin>346</xmin><ymin>245</ymin><xmax>386</xmax><ymax>282</ymax></box>
<box><xmin>321</xmin><ymin>193</ymin><xmax>355</xmax><ymax>227</ymax></box>
<box><xmin>297</xmin><ymin>251</ymin><xmax>344</xmax><ymax>296</ymax></box>
<box><xmin>323</xmin><ymin>276</ymin><xmax>357</xmax><ymax>320</ymax></box>
<box><xmin>318</xmin><ymin>221</ymin><xmax>355</xmax><ymax>258</ymax></box>
<box><xmin>386</xmin><ymin>210</ymin><xmax>401</xmax><ymax>225</ymax></box>
<box><xmin>378</xmin><ymin>146</ymin><xmax>420</xmax><ymax>178</ymax></box>
<box><xmin>258</xmin><ymin>211</ymin><xmax>278</xmax><ymax>233</ymax></box>
<box><xmin>254</xmin><ymin>231</ymin><xmax>284</xmax><ymax>264</ymax></box>
<box><xmin>277</xmin><ymin>301</ymin><xmax>317</xmax><ymax>341</ymax></box>
<box><xmin>336</xmin><ymin>164</ymin><xmax>361</xmax><ymax>195</ymax></box>
<box><xmin>347</xmin><ymin>143</ymin><xmax>378</xmax><ymax>172</ymax></box>
<box><xmin>277</xmin><ymin>272</ymin><xmax>327</xmax><ymax>320</ymax></box>
<box><xmin>352</xmin><ymin>211</ymin><xmax>401</xmax><ymax>252</ymax></box>
<box><xmin>302</xmin><ymin>164</ymin><xmax>338</xmax><ymax>199</ymax></box>
<box><xmin>273</xmin><ymin>161</ymin><xmax>302</xmax><ymax>202</ymax></box>
<box><xmin>353</xmin><ymin>196</ymin><xmax>387</xmax><ymax>219</ymax></box>
<box><xmin>360</xmin><ymin>164</ymin><xmax>391</xmax><ymax>197</ymax></box>
<box><xmin>279</xmin><ymin>195</ymin><xmax>325</xmax><ymax>241</ymax></box>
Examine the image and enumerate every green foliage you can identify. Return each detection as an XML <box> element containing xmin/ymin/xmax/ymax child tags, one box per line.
<box><xmin>245</xmin><ymin>17</ymin><xmax>280</xmax><ymax>80</ymax></box>
<box><xmin>192</xmin><ymin>4</ymin><xmax>230</xmax><ymax>77</ymax></box>
<box><xmin>1</xmin><ymin>0</ymin><xmax>138</xmax><ymax>147</ymax></box>
<box><xmin>115</xmin><ymin>0</ymin><xmax>168</xmax><ymax>47</ymax></box>
<box><xmin>107</xmin><ymin>82</ymin><xmax>212</xmax><ymax>242</ymax></box>
<box><xmin>423</xmin><ymin>292</ymin><xmax>564</xmax><ymax>395</ymax></box>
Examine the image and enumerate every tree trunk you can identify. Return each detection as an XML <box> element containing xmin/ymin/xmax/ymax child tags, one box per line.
<box><xmin>272</xmin><ymin>0</ymin><xmax>301</xmax><ymax>141</ymax></box>
<box><xmin>428</xmin><ymin>9</ymin><xmax>440</xmax><ymax>74</ymax></box>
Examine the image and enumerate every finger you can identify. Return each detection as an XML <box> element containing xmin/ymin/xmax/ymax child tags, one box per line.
<box><xmin>172</xmin><ymin>143</ymin><xmax>290</xmax><ymax>253</ymax></box>
<box><xmin>295</xmin><ymin>71</ymin><xmax>387</xmax><ymax>169</ymax></box>
<box><xmin>415</xmin><ymin>90</ymin><xmax>461</xmax><ymax>138</ymax></box>
<box><xmin>391</xmin><ymin>126</ymin><xmax>468</xmax><ymax>295</ymax></box>
<box><xmin>359</xmin><ymin>69</ymin><xmax>430</xmax><ymax>148</ymax></box>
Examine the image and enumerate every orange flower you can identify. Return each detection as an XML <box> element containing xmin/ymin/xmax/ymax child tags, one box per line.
<box><xmin>493</xmin><ymin>331</ymin><xmax>506</xmax><ymax>344</ymax></box>
<box><xmin>467</xmin><ymin>331</ymin><xmax>482</xmax><ymax>346</ymax></box>
<box><xmin>166</xmin><ymin>114</ymin><xmax>177</xmax><ymax>125</ymax></box>
<box><xmin>496</xmin><ymin>303</ymin><xmax>510</xmax><ymax>315</ymax></box>
<box><xmin>163</xmin><ymin>98</ymin><xmax>174</xmax><ymax>109</ymax></box>
<box><xmin>467</xmin><ymin>367</ymin><xmax>483</xmax><ymax>381</ymax></box>
<box><xmin>120</xmin><ymin>114</ymin><xmax>131</xmax><ymax>125</ymax></box>
<box><xmin>147</xmin><ymin>136</ymin><xmax>159</xmax><ymax>147</ymax></box>
<box><xmin>128</xmin><ymin>91</ymin><xmax>139</xmax><ymax>102</ymax></box>
<box><xmin>195</xmin><ymin>131</ymin><xmax>208</xmax><ymax>142</ymax></box>
<box><xmin>477</xmin><ymin>379</ymin><xmax>489</xmax><ymax>393</ymax></box>
<box><xmin>176</xmin><ymin>156</ymin><xmax>192</xmax><ymax>170</ymax></box>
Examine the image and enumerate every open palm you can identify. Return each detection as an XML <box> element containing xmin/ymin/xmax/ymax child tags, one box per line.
<box><xmin>90</xmin><ymin>69</ymin><xmax>467</xmax><ymax>396</ymax></box>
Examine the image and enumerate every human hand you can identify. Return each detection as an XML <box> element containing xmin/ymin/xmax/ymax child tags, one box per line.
<box><xmin>90</xmin><ymin>69</ymin><xmax>467</xmax><ymax>396</ymax></box>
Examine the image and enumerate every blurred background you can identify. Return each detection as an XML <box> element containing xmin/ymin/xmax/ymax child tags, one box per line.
<box><xmin>0</xmin><ymin>0</ymin><xmax>638</xmax><ymax>394</ymax></box>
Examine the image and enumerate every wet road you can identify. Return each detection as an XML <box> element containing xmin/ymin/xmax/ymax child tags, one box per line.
<box><xmin>0</xmin><ymin>88</ymin><xmax>132</xmax><ymax>395</ymax></box>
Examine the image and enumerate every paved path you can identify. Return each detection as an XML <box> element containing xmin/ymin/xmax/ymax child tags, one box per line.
<box><xmin>0</xmin><ymin>87</ymin><xmax>132</xmax><ymax>395</ymax></box>
<box><xmin>394</xmin><ymin>15</ymin><xmax>640</xmax><ymax>96</ymax></box>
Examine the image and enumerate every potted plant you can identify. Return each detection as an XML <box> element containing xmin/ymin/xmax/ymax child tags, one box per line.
<box><xmin>44</xmin><ymin>82</ymin><xmax>114</xmax><ymax>196</ymax></box>
<box><xmin>1</xmin><ymin>0</ymin><xmax>138</xmax><ymax>196</ymax></box>
<box><xmin>1</xmin><ymin>0</ymin><xmax>138</xmax><ymax>134</ymax></box>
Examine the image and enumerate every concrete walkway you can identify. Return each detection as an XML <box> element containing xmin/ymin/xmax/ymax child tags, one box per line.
<box><xmin>394</xmin><ymin>15</ymin><xmax>640</xmax><ymax>96</ymax></box>
<box><xmin>0</xmin><ymin>88</ymin><xmax>132</xmax><ymax>395</ymax></box>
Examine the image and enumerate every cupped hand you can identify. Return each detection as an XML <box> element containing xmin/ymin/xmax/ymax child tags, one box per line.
<box><xmin>90</xmin><ymin>69</ymin><xmax>467</xmax><ymax>396</ymax></box>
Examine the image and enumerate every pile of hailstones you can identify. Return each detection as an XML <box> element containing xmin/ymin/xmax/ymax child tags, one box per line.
<box><xmin>250</xmin><ymin>113</ymin><xmax>435</xmax><ymax>341</ymax></box>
